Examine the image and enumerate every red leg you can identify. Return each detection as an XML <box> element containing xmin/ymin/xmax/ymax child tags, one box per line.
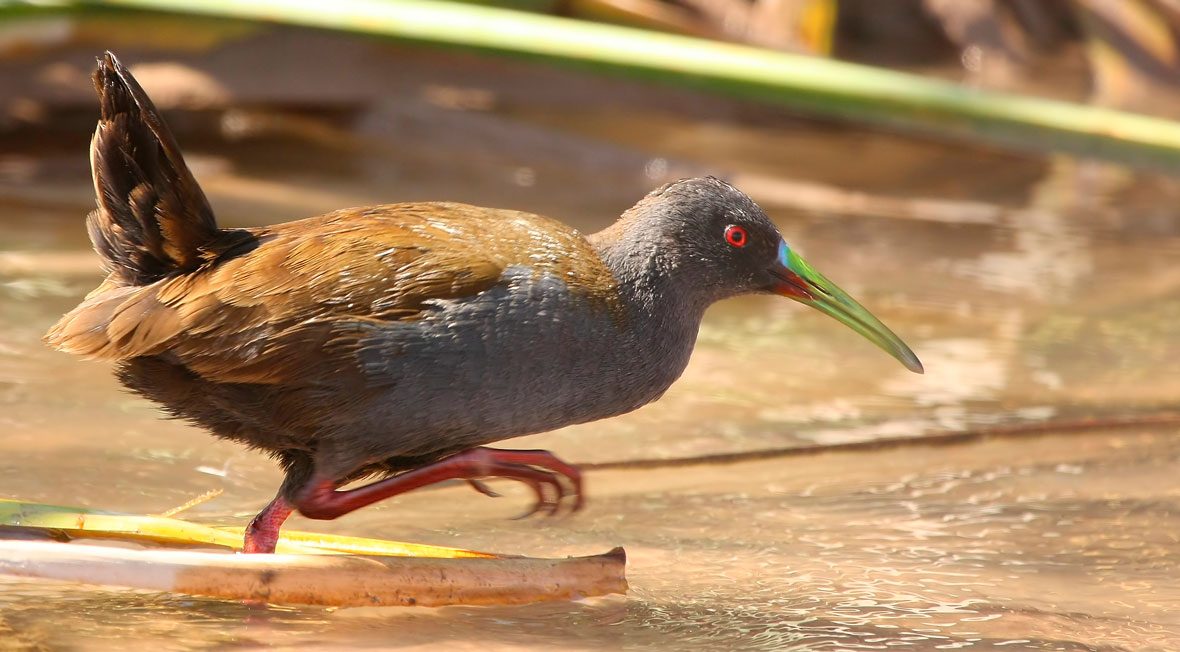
<box><xmin>294</xmin><ymin>447</ymin><xmax>584</xmax><ymax>521</ymax></box>
<box><xmin>242</xmin><ymin>495</ymin><xmax>293</xmax><ymax>554</ymax></box>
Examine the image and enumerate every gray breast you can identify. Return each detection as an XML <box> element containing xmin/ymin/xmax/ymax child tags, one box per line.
<box><xmin>336</xmin><ymin>267</ymin><xmax>699</xmax><ymax>460</ymax></box>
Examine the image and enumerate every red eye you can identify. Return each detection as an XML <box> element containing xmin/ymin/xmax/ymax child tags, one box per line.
<box><xmin>724</xmin><ymin>225</ymin><xmax>748</xmax><ymax>248</ymax></box>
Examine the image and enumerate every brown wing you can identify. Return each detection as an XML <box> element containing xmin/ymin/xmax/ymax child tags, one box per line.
<box><xmin>46</xmin><ymin>202</ymin><xmax>618</xmax><ymax>384</ymax></box>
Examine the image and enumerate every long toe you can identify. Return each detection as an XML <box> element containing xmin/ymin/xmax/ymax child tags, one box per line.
<box><xmin>473</xmin><ymin>448</ymin><xmax>584</xmax><ymax>515</ymax></box>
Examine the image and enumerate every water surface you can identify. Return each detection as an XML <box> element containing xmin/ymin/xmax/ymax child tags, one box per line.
<box><xmin>1</xmin><ymin>38</ymin><xmax>1179</xmax><ymax>651</ymax></box>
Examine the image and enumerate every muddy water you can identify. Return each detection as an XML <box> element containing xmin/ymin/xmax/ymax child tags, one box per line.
<box><xmin>1</xmin><ymin>41</ymin><xmax>1180</xmax><ymax>651</ymax></box>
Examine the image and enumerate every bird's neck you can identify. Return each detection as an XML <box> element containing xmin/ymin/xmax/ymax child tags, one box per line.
<box><xmin>587</xmin><ymin>220</ymin><xmax>711</xmax><ymax>331</ymax></box>
<box><xmin>582</xmin><ymin>219</ymin><xmax>712</xmax><ymax>410</ymax></box>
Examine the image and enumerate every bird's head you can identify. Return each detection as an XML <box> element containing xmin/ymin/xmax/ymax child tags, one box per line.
<box><xmin>611</xmin><ymin>177</ymin><xmax>923</xmax><ymax>374</ymax></box>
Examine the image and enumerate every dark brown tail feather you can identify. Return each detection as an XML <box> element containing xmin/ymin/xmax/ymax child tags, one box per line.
<box><xmin>45</xmin><ymin>52</ymin><xmax>221</xmax><ymax>358</ymax></box>
<box><xmin>88</xmin><ymin>51</ymin><xmax>218</xmax><ymax>285</ymax></box>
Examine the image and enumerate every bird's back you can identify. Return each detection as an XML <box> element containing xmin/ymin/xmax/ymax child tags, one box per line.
<box><xmin>50</xmin><ymin>203</ymin><xmax>618</xmax><ymax>378</ymax></box>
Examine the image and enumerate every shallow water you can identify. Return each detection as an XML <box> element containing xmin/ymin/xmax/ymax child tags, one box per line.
<box><xmin>2</xmin><ymin>37</ymin><xmax>1180</xmax><ymax>651</ymax></box>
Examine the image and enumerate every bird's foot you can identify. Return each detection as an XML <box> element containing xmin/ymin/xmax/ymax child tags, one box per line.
<box><xmin>469</xmin><ymin>448</ymin><xmax>585</xmax><ymax>518</ymax></box>
<box><xmin>293</xmin><ymin>447</ymin><xmax>584</xmax><ymax>521</ymax></box>
<box><xmin>242</xmin><ymin>495</ymin><xmax>294</xmax><ymax>554</ymax></box>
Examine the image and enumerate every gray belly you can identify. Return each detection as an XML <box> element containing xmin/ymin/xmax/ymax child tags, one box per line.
<box><xmin>336</xmin><ymin>269</ymin><xmax>697</xmax><ymax>461</ymax></box>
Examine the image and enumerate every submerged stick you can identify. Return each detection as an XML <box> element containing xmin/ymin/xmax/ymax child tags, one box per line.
<box><xmin>0</xmin><ymin>540</ymin><xmax>628</xmax><ymax>607</ymax></box>
<box><xmin>0</xmin><ymin>501</ymin><xmax>628</xmax><ymax>606</ymax></box>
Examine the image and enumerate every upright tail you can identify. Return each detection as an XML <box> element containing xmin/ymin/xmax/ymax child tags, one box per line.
<box><xmin>88</xmin><ymin>51</ymin><xmax>219</xmax><ymax>285</ymax></box>
<box><xmin>45</xmin><ymin>52</ymin><xmax>221</xmax><ymax>358</ymax></box>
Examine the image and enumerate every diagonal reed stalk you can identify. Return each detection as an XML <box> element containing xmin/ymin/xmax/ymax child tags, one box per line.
<box><xmin>8</xmin><ymin>0</ymin><xmax>1180</xmax><ymax>170</ymax></box>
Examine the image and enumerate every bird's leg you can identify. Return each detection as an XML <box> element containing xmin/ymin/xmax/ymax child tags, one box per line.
<box><xmin>294</xmin><ymin>447</ymin><xmax>584</xmax><ymax>521</ymax></box>
<box><xmin>242</xmin><ymin>495</ymin><xmax>294</xmax><ymax>554</ymax></box>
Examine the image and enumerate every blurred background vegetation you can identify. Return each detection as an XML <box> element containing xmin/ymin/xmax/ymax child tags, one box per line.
<box><xmin>8</xmin><ymin>0</ymin><xmax>1180</xmax><ymax>168</ymax></box>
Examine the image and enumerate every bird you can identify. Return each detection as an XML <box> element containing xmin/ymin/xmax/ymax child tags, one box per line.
<box><xmin>46</xmin><ymin>52</ymin><xmax>923</xmax><ymax>554</ymax></box>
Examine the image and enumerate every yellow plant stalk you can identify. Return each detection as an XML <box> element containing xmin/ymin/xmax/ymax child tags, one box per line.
<box><xmin>0</xmin><ymin>499</ymin><xmax>491</xmax><ymax>557</ymax></box>
<box><xmin>0</xmin><ymin>500</ymin><xmax>628</xmax><ymax>606</ymax></box>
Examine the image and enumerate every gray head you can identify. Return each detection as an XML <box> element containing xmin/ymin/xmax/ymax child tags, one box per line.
<box><xmin>591</xmin><ymin>177</ymin><xmax>924</xmax><ymax>373</ymax></box>
<box><xmin>607</xmin><ymin>177</ymin><xmax>783</xmax><ymax>300</ymax></box>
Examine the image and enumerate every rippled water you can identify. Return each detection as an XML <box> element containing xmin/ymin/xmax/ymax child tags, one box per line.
<box><xmin>2</xmin><ymin>36</ymin><xmax>1180</xmax><ymax>651</ymax></box>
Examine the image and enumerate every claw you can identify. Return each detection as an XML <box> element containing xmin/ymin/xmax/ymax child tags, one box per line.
<box><xmin>477</xmin><ymin>449</ymin><xmax>584</xmax><ymax>516</ymax></box>
<box><xmin>488</xmin><ymin>462</ymin><xmax>561</xmax><ymax>519</ymax></box>
<box><xmin>510</xmin><ymin>478</ymin><xmax>549</xmax><ymax>520</ymax></box>
<box><xmin>466</xmin><ymin>478</ymin><xmax>500</xmax><ymax>498</ymax></box>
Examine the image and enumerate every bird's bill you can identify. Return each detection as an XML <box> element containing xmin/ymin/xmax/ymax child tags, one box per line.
<box><xmin>768</xmin><ymin>242</ymin><xmax>924</xmax><ymax>374</ymax></box>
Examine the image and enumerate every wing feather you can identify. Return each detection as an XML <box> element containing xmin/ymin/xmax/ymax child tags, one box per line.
<box><xmin>47</xmin><ymin>202</ymin><xmax>618</xmax><ymax>385</ymax></box>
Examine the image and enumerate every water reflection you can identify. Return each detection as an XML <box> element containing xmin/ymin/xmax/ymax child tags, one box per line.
<box><xmin>950</xmin><ymin>160</ymin><xmax>1121</xmax><ymax>301</ymax></box>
